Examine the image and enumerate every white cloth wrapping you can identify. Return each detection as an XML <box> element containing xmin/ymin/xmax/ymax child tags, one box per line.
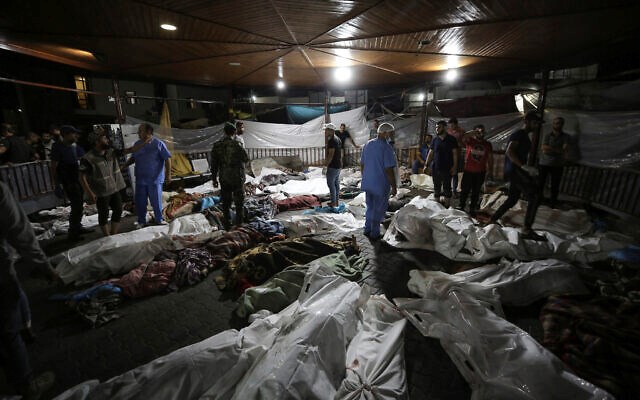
<box><xmin>56</xmin><ymin>214</ymin><xmax>219</xmax><ymax>286</ymax></box>
<box><xmin>396</xmin><ymin>260</ymin><xmax>614</xmax><ymax>400</ymax></box>
<box><xmin>383</xmin><ymin>196</ymin><xmax>626</xmax><ymax>262</ymax></box>
<box><xmin>282</xmin><ymin>213</ymin><xmax>365</xmax><ymax>236</ymax></box>
<box><xmin>54</xmin><ymin>263</ymin><xmax>407</xmax><ymax>399</ymax></box>
<box><xmin>336</xmin><ymin>295</ymin><xmax>408</xmax><ymax>400</ymax></box>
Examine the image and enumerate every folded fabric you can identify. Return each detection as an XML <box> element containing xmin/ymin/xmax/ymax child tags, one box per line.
<box><xmin>247</xmin><ymin>218</ymin><xmax>285</xmax><ymax>237</ymax></box>
<box><xmin>172</xmin><ymin>248</ymin><xmax>213</xmax><ymax>288</ymax></box>
<box><xmin>206</xmin><ymin>226</ymin><xmax>266</xmax><ymax>269</ymax></box>
<box><xmin>111</xmin><ymin>259</ymin><xmax>177</xmax><ymax>298</ymax></box>
<box><xmin>162</xmin><ymin>192</ymin><xmax>202</xmax><ymax>221</ymax></box>
<box><xmin>244</xmin><ymin>196</ymin><xmax>278</xmax><ymax>220</ymax></box>
<box><xmin>215</xmin><ymin>236</ymin><xmax>359</xmax><ymax>291</ymax></box>
<box><xmin>274</xmin><ymin>194</ymin><xmax>321</xmax><ymax>212</ymax></box>
<box><xmin>50</xmin><ymin>283</ymin><xmax>122</xmax><ymax>302</ymax></box>
<box><xmin>198</xmin><ymin>196</ymin><xmax>220</xmax><ymax>212</ymax></box>
<box><xmin>304</xmin><ymin>203</ymin><xmax>347</xmax><ymax>214</ymax></box>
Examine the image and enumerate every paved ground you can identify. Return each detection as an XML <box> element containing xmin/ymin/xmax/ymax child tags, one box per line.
<box><xmin>3</xmin><ymin>212</ymin><xmax>559</xmax><ymax>400</ymax></box>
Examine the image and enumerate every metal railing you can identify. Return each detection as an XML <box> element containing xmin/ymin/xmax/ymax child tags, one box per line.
<box><xmin>0</xmin><ymin>161</ymin><xmax>55</xmax><ymax>200</ymax></box>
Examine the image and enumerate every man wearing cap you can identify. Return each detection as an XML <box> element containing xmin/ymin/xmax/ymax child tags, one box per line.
<box><xmin>50</xmin><ymin>125</ymin><xmax>93</xmax><ymax>240</ymax></box>
<box><xmin>360</xmin><ymin>122</ymin><xmax>397</xmax><ymax>240</ymax></box>
<box><xmin>488</xmin><ymin>111</ymin><xmax>545</xmax><ymax>241</ymax></box>
<box><xmin>123</xmin><ymin>123</ymin><xmax>172</xmax><ymax>227</ymax></box>
<box><xmin>211</xmin><ymin>122</ymin><xmax>249</xmax><ymax>229</ymax></box>
<box><xmin>425</xmin><ymin>120</ymin><xmax>458</xmax><ymax>207</ymax></box>
<box><xmin>324</xmin><ymin>123</ymin><xmax>342</xmax><ymax>207</ymax></box>
<box><xmin>234</xmin><ymin>120</ymin><xmax>246</xmax><ymax>148</ymax></box>
<box><xmin>79</xmin><ymin>129</ymin><xmax>134</xmax><ymax>236</ymax></box>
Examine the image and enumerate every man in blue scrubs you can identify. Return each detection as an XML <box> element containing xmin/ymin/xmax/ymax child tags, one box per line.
<box><xmin>124</xmin><ymin>123</ymin><xmax>172</xmax><ymax>226</ymax></box>
<box><xmin>360</xmin><ymin>122</ymin><xmax>397</xmax><ymax>240</ymax></box>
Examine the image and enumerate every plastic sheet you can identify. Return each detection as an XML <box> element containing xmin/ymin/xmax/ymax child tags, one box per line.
<box><xmin>383</xmin><ymin>196</ymin><xmax>627</xmax><ymax>262</ymax></box>
<box><xmin>54</xmin><ymin>263</ymin><xmax>370</xmax><ymax>400</ymax></box>
<box><xmin>479</xmin><ymin>192</ymin><xmax>594</xmax><ymax>235</ymax></box>
<box><xmin>407</xmin><ymin>259</ymin><xmax>589</xmax><ymax>307</ymax></box>
<box><xmin>265</xmin><ymin>177</ymin><xmax>330</xmax><ymax>197</ymax></box>
<box><xmin>283</xmin><ymin>213</ymin><xmax>364</xmax><ymax>236</ymax></box>
<box><xmin>397</xmin><ymin>260</ymin><xmax>614</xmax><ymax>400</ymax></box>
<box><xmin>336</xmin><ymin>295</ymin><xmax>408</xmax><ymax>400</ymax></box>
<box><xmin>125</xmin><ymin>106</ymin><xmax>369</xmax><ymax>152</ymax></box>
<box><xmin>56</xmin><ymin>214</ymin><xmax>219</xmax><ymax>286</ymax></box>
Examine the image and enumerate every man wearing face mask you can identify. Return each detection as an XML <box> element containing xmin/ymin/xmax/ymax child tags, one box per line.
<box><xmin>488</xmin><ymin>111</ymin><xmax>545</xmax><ymax>241</ymax></box>
<box><xmin>425</xmin><ymin>120</ymin><xmax>458</xmax><ymax>207</ymax></box>
<box><xmin>458</xmin><ymin>124</ymin><xmax>493</xmax><ymax>216</ymax></box>
<box><xmin>360</xmin><ymin>122</ymin><xmax>397</xmax><ymax>240</ymax></box>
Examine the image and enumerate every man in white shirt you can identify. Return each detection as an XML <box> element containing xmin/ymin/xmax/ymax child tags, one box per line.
<box><xmin>234</xmin><ymin>121</ymin><xmax>245</xmax><ymax>148</ymax></box>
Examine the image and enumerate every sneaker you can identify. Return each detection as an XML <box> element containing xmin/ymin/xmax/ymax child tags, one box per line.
<box><xmin>20</xmin><ymin>371</ymin><xmax>55</xmax><ymax>400</ymax></box>
<box><xmin>521</xmin><ymin>230</ymin><xmax>547</xmax><ymax>242</ymax></box>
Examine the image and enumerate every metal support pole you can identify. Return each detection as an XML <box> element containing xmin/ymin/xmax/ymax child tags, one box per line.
<box><xmin>419</xmin><ymin>82</ymin><xmax>430</xmax><ymax>140</ymax></box>
<box><xmin>112</xmin><ymin>78</ymin><xmax>125</xmax><ymax>124</ymax></box>
<box><xmin>529</xmin><ymin>69</ymin><xmax>549</xmax><ymax>165</ymax></box>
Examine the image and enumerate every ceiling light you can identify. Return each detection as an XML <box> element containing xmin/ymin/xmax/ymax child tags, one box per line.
<box><xmin>445</xmin><ymin>69</ymin><xmax>458</xmax><ymax>82</ymax></box>
<box><xmin>251</xmin><ymin>95</ymin><xmax>257</xmax><ymax>101</ymax></box>
<box><xmin>276</xmin><ymin>80</ymin><xmax>285</xmax><ymax>90</ymax></box>
<box><xmin>160</xmin><ymin>24</ymin><xmax>177</xmax><ymax>31</ymax></box>
<box><xmin>228</xmin><ymin>62</ymin><xmax>241</xmax><ymax>66</ymax></box>
<box><xmin>334</xmin><ymin>67</ymin><xmax>352</xmax><ymax>82</ymax></box>
<box><xmin>417</xmin><ymin>93</ymin><xmax>425</xmax><ymax>101</ymax></box>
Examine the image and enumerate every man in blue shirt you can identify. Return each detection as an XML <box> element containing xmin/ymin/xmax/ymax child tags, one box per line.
<box><xmin>489</xmin><ymin>111</ymin><xmax>545</xmax><ymax>241</ymax></box>
<box><xmin>425</xmin><ymin>120</ymin><xmax>458</xmax><ymax>207</ymax></box>
<box><xmin>50</xmin><ymin>125</ymin><xmax>94</xmax><ymax>240</ymax></box>
<box><xmin>360</xmin><ymin>122</ymin><xmax>397</xmax><ymax>240</ymax></box>
<box><xmin>124</xmin><ymin>123</ymin><xmax>172</xmax><ymax>227</ymax></box>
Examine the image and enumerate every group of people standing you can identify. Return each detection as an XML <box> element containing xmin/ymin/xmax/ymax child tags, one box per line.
<box><xmin>326</xmin><ymin>111</ymin><xmax>569</xmax><ymax>242</ymax></box>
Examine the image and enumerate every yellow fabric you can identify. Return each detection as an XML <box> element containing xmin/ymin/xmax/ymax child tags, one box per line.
<box><xmin>171</xmin><ymin>152</ymin><xmax>194</xmax><ymax>177</ymax></box>
<box><xmin>158</xmin><ymin>101</ymin><xmax>194</xmax><ymax>177</ymax></box>
<box><xmin>228</xmin><ymin>108</ymin><xmax>253</xmax><ymax>120</ymax></box>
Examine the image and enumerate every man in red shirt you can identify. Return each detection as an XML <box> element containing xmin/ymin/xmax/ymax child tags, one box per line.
<box><xmin>458</xmin><ymin>124</ymin><xmax>493</xmax><ymax>216</ymax></box>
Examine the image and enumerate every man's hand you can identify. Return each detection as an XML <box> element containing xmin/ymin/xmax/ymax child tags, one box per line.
<box><xmin>165</xmin><ymin>176</ymin><xmax>172</xmax><ymax>186</ymax></box>
<box><xmin>212</xmin><ymin>179</ymin><xmax>219</xmax><ymax>188</ymax></box>
<box><xmin>521</xmin><ymin>165</ymin><xmax>539</xmax><ymax>176</ymax></box>
<box><xmin>450</xmin><ymin>167</ymin><xmax>457</xmax><ymax>176</ymax></box>
<box><xmin>390</xmin><ymin>186</ymin><xmax>397</xmax><ymax>197</ymax></box>
<box><xmin>423</xmin><ymin>167</ymin><xmax>432</xmax><ymax>176</ymax></box>
<box><xmin>87</xmin><ymin>191</ymin><xmax>97</xmax><ymax>204</ymax></box>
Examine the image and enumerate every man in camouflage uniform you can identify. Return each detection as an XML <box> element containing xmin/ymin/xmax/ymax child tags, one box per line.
<box><xmin>211</xmin><ymin>122</ymin><xmax>249</xmax><ymax>229</ymax></box>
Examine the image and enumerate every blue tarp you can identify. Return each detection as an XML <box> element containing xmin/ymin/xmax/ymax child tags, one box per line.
<box><xmin>287</xmin><ymin>104</ymin><xmax>348</xmax><ymax>124</ymax></box>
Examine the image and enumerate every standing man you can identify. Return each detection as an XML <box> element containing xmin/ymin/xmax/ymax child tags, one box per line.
<box><xmin>337</xmin><ymin>123</ymin><xmax>359</xmax><ymax>167</ymax></box>
<box><xmin>124</xmin><ymin>123</ymin><xmax>172</xmax><ymax>227</ymax></box>
<box><xmin>234</xmin><ymin>120</ymin><xmax>246</xmax><ymax>148</ymax></box>
<box><xmin>0</xmin><ymin>123</ymin><xmax>32</xmax><ymax>165</ymax></box>
<box><xmin>368</xmin><ymin>119</ymin><xmax>380</xmax><ymax>140</ymax></box>
<box><xmin>539</xmin><ymin>117</ymin><xmax>569</xmax><ymax>208</ymax></box>
<box><xmin>41</xmin><ymin>131</ymin><xmax>54</xmax><ymax>160</ymax></box>
<box><xmin>50</xmin><ymin>125</ymin><xmax>92</xmax><ymax>241</ymax></box>
<box><xmin>458</xmin><ymin>124</ymin><xmax>493</xmax><ymax>216</ymax></box>
<box><xmin>324</xmin><ymin>123</ymin><xmax>342</xmax><ymax>207</ymax></box>
<box><xmin>360</xmin><ymin>122</ymin><xmax>397</xmax><ymax>240</ymax></box>
<box><xmin>412</xmin><ymin>133</ymin><xmax>433</xmax><ymax>174</ymax></box>
<box><xmin>25</xmin><ymin>132</ymin><xmax>43</xmax><ymax>161</ymax></box>
<box><xmin>488</xmin><ymin>111</ymin><xmax>545</xmax><ymax>241</ymax></box>
<box><xmin>211</xmin><ymin>122</ymin><xmax>249</xmax><ymax>229</ymax></box>
<box><xmin>1</xmin><ymin>182</ymin><xmax>58</xmax><ymax>399</ymax></box>
<box><xmin>425</xmin><ymin>120</ymin><xmax>458</xmax><ymax>207</ymax></box>
<box><xmin>448</xmin><ymin>117</ymin><xmax>466</xmax><ymax>196</ymax></box>
<box><xmin>79</xmin><ymin>131</ymin><xmax>127</xmax><ymax>236</ymax></box>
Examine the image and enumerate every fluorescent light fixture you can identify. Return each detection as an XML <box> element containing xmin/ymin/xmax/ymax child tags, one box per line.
<box><xmin>228</xmin><ymin>62</ymin><xmax>241</xmax><ymax>66</ymax></box>
<box><xmin>276</xmin><ymin>80</ymin><xmax>285</xmax><ymax>90</ymax></box>
<box><xmin>334</xmin><ymin>67</ymin><xmax>352</xmax><ymax>82</ymax></box>
<box><xmin>252</xmin><ymin>95</ymin><xmax>257</xmax><ymax>101</ymax></box>
<box><xmin>160</xmin><ymin>24</ymin><xmax>177</xmax><ymax>31</ymax></box>
<box><xmin>417</xmin><ymin>93</ymin><xmax>425</xmax><ymax>101</ymax></box>
<box><xmin>445</xmin><ymin>69</ymin><xmax>458</xmax><ymax>82</ymax></box>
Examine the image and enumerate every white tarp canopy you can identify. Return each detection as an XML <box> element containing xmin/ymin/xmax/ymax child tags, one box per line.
<box><xmin>125</xmin><ymin>106</ymin><xmax>369</xmax><ymax>152</ymax></box>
